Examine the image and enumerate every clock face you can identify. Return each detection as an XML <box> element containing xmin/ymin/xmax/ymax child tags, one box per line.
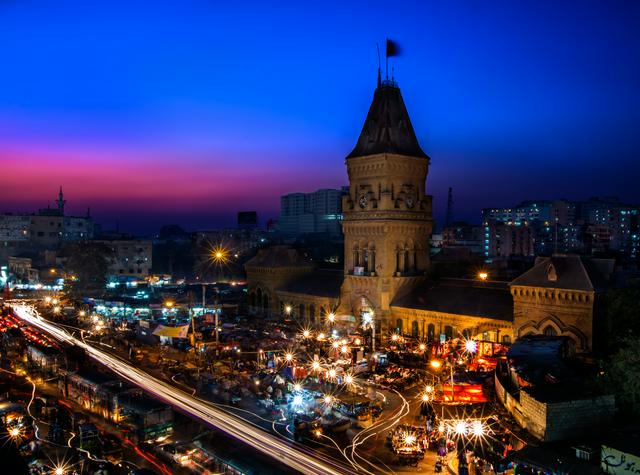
<box><xmin>406</xmin><ymin>196</ymin><xmax>415</xmax><ymax>209</ymax></box>
<box><xmin>359</xmin><ymin>195</ymin><xmax>368</xmax><ymax>209</ymax></box>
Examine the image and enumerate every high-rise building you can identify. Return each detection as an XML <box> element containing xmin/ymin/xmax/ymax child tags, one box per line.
<box><xmin>279</xmin><ymin>187</ymin><xmax>347</xmax><ymax>237</ymax></box>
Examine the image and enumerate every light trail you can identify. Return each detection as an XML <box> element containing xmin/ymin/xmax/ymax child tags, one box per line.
<box><xmin>11</xmin><ymin>303</ymin><xmax>351</xmax><ymax>475</ymax></box>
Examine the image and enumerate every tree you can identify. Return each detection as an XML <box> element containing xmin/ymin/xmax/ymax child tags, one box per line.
<box><xmin>601</xmin><ymin>283</ymin><xmax>640</xmax><ymax>351</ymax></box>
<box><xmin>606</xmin><ymin>336</ymin><xmax>640</xmax><ymax>418</ymax></box>
<box><xmin>63</xmin><ymin>241</ymin><xmax>114</xmax><ymax>297</ymax></box>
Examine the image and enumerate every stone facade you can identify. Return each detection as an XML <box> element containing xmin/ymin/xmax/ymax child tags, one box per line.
<box><xmin>495</xmin><ymin>372</ymin><xmax>615</xmax><ymax>442</ymax></box>
<box><xmin>511</xmin><ymin>285</ymin><xmax>594</xmax><ymax>351</ymax></box>
<box><xmin>338</xmin><ymin>83</ymin><xmax>433</xmax><ymax>334</ymax></box>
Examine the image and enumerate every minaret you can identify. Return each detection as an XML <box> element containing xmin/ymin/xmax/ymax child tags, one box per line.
<box><xmin>446</xmin><ymin>187</ymin><xmax>454</xmax><ymax>227</ymax></box>
<box><xmin>340</xmin><ymin>76</ymin><xmax>432</xmax><ymax>333</ymax></box>
<box><xmin>57</xmin><ymin>186</ymin><xmax>66</xmax><ymax>216</ymax></box>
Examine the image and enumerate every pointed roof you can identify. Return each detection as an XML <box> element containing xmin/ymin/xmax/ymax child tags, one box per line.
<box><xmin>347</xmin><ymin>82</ymin><xmax>428</xmax><ymax>159</ymax></box>
<box><xmin>510</xmin><ymin>255</ymin><xmax>614</xmax><ymax>291</ymax></box>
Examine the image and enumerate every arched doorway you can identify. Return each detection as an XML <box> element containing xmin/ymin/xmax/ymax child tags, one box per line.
<box><xmin>543</xmin><ymin>325</ymin><xmax>558</xmax><ymax>336</ymax></box>
<box><xmin>444</xmin><ymin>325</ymin><xmax>453</xmax><ymax>339</ymax></box>
<box><xmin>395</xmin><ymin>319</ymin><xmax>403</xmax><ymax>335</ymax></box>
<box><xmin>427</xmin><ymin>323</ymin><xmax>435</xmax><ymax>341</ymax></box>
<box><xmin>299</xmin><ymin>303</ymin><xmax>305</xmax><ymax>320</ymax></box>
<box><xmin>411</xmin><ymin>321</ymin><xmax>419</xmax><ymax>338</ymax></box>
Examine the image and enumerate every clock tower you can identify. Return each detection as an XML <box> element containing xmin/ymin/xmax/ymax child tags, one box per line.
<box><xmin>340</xmin><ymin>79</ymin><xmax>433</xmax><ymax>334</ymax></box>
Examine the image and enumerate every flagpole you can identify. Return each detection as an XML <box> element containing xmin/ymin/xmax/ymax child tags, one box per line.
<box><xmin>376</xmin><ymin>43</ymin><xmax>381</xmax><ymax>87</ymax></box>
<box><xmin>385</xmin><ymin>38</ymin><xmax>388</xmax><ymax>80</ymax></box>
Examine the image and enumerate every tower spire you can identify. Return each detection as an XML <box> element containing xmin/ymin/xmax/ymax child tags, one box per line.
<box><xmin>57</xmin><ymin>186</ymin><xmax>66</xmax><ymax>216</ymax></box>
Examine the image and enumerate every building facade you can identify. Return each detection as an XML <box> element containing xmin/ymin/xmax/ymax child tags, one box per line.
<box><xmin>279</xmin><ymin>187</ymin><xmax>347</xmax><ymax>237</ymax></box>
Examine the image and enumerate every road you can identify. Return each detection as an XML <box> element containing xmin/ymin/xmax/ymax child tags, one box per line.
<box><xmin>10</xmin><ymin>303</ymin><xmax>353</xmax><ymax>475</ymax></box>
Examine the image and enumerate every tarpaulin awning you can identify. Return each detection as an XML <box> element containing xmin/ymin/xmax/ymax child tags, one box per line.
<box><xmin>153</xmin><ymin>324</ymin><xmax>190</xmax><ymax>338</ymax></box>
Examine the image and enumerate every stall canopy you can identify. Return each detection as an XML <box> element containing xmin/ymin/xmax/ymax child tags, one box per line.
<box><xmin>153</xmin><ymin>324</ymin><xmax>190</xmax><ymax>339</ymax></box>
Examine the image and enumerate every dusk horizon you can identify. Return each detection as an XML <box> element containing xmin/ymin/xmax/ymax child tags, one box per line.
<box><xmin>2</xmin><ymin>1</ymin><xmax>640</xmax><ymax>234</ymax></box>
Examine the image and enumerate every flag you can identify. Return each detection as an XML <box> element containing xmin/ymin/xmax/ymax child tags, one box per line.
<box><xmin>386</xmin><ymin>39</ymin><xmax>401</xmax><ymax>58</ymax></box>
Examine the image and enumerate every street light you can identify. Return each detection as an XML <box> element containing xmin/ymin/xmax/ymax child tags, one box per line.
<box><xmin>327</xmin><ymin>312</ymin><xmax>335</xmax><ymax>324</ymax></box>
<box><xmin>478</xmin><ymin>271</ymin><xmax>488</xmax><ymax>281</ymax></box>
<box><xmin>430</xmin><ymin>359</ymin><xmax>442</xmax><ymax>369</ymax></box>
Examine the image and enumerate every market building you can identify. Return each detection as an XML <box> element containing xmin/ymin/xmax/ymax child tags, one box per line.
<box><xmin>245</xmin><ymin>77</ymin><xmax>615</xmax><ymax>351</ymax></box>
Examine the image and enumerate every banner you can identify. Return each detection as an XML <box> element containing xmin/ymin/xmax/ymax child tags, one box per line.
<box><xmin>153</xmin><ymin>324</ymin><xmax>190</xmax><ymax>338</ymax></box>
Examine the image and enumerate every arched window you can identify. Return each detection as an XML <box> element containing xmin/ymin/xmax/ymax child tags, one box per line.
<box><xmin>395</xmin><ymin>319</ymin><xmax>403</xmax><ymax>335</ymax></box>
<box><xmin>411</xmin><ymin>321</ymin><xmax>419</xmax><ymax>338</ymax></box>
<box><xmin>249</xmin><ymin>292</ymin><xmax>255</xmax><ymax>308</ymax></box>
<box><xmin>256</xmin><ymin>288</ymin><xmax>263</xmax><ymax>309</ymax></box>
<box><xmin>444</xmin><ymin>325</ymin><xmax>453</xmax><ymax>339</ymax></box>
<box><xmin>299</xmin><ymin>304</ymin><xmax>305</xmax><ymax>319</ymax></box>
<box><xmin>309</xmin><ymin>304</ymin><xmax>316</xmax><ymax>323</ymax></box>
<box><xmin>427</xmin><ymin>324</ymin><xmax>435</xmax><ymax>341</ymax></box>
<box><xmin>320</xmin><ymin>306</ymin><xmax>326</xmax><ymax>318</ymax></box>
<box><xmin>502</xmin><ymin>335</ymin><xmax>511</xmax><ymax>344</ymax></box>
<box><xmin>263</xmin><ymin>294</ymin><xmax>269</xmax><ymax>313</ymax></box>
<box><xmin>543</xmin><ymin>325</ymin><xmax>558</xmax><ymax>336</ymax></box>
<box><xmin>462</xmin><ymin>328</ymin><xmax>472</xmax><ymax>339</ymax></box>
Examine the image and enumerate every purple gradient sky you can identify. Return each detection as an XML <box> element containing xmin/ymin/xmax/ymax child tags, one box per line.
<box><xmin>1</xmin><ymin>1</ymin><xmax>639</xmax><ymax>233</ymax></box>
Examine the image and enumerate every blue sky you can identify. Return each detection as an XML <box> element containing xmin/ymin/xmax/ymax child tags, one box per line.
<box><xmin>1</xmin><ymin>1</ymin><xmax>639</xmax><ymax>232</ymax></box>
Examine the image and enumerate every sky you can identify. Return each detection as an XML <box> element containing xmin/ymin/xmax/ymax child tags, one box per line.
<box><xmin>1</xmin><ymin>0</ymin><xmax>639</xmax><ymax>233</ymax></box>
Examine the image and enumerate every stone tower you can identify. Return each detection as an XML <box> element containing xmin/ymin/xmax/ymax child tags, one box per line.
<box><xmin>339</xmin><ymin>79</ymin><xmax>432</xmax><ymax>334</ymax></box>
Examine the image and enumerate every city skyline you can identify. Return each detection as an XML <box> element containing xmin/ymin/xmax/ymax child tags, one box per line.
<box><xmin>2</xmin><ymin>1</ymin><xmax>640</xmax><ymax>233</ymax></box>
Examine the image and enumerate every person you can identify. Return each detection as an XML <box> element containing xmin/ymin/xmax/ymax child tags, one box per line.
<box><xmin>434</xmin><ymin>457</ymin><xmax>443</xmax><ymax>472</ymax></box>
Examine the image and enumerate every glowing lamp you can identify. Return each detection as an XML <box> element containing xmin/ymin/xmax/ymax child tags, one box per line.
<box><xmin>465</xmin><ymin>340</ymin><xmax>478</xmax><ymax>353</ymax></box>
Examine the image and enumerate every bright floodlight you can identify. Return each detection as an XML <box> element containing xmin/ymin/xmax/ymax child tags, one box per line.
<box><xmin>345</xmin><ymin>375</ymin><xmax>353</xmax><ymax>385</ymax></box>
<box><xmin>419</xmin><ymin>343</ymin><xmax>426</xmax><ymax>351</ymax></box>
<box><xmin>328</xmin><ymin>369</ymin><xmax>337</xmax><ymax>379</ymax></box>
<box><xmin>438</xmin><ymin>422</ymin><xmax>445</xmax><ymax>433</ymax></box>
<box><xmin>472</xmin><ymin>420</ymin><xmax>484</xmax><ymax>437</ymax></box>
<box><xmin>355</xmin><ymin>338</ymin><xmax>361</xmax><ymax>345</ymax></box>
<box><xmin>478</xmin><ymin>271</ymin><xmax>488</xmax><ymax>281</ymax></box>
<box><xmin>341</xmin><ymin>345</ymin><xmax>349</xmax><ymax>354</ymax></box>
<box><xmin>455</xmin><ymin>421</ymin><xmax>467</xmax><ymax>435</ymax></box>
<box><xmin>362</xmin><ymin>312</ymin><xmax>373</xmax><ymax>325</ymax></box>
<box><xmin>323</xmin><ymin>395</ymin><xmax>333</xmax><ymax>404</ymax></box>
<box><xmin>311</xmin><ymin>361</ymin><xmax>320</xmax><ymax>371</ymax></box>
<box><xmin>292</xmin><ymin>395</ymin><xmax>303</xmax><ymax>406</ymax></box>
<box><xmin>422</xmin><ymin>393</ymin><xmax>429</xmax><ymax>402</ymax></box>
<box><xmin>430</xmin><ymin>360</ymin><xmax>442</xmax><ymax>369</ymax></box>
<box><xmin>302</xmin><ymin>330</ymin><xmax>310</xmax><ymax>338</ymax></box>
<box><xmin>405</xmin><ymin>434</ymin><xmax>416</xmax><ymax>445</ymax></box>
<box><xmin>327</xmin><ymin>313</ymin><xmax>335</xmax><ymax>323</ymax></box>
<box><xmin>332</xmin><ymin>341</ymin><xmax>340</xmax><ymax>349</ymax></box>
<box><xmin>317</xmin><ymin>332</ymin><xmax>325</xmax><ymax>341</ymax></box>
<box><xmin>10</xmin><ymin>427</ymin><xmax>20</xmax><ymax>437</ymax></box>
<box><xmin>465</xmin><ymin>339</ymin><xmax>478</xmax><ymax>353</ymax></box>
<box><xmin>54</xmin><ymin>467</ymin><xmax>65</xmax><ymax>475</ymax></box>
<box><xmin>285</xmin><ymin>353</ymin><xmax>293</xmax><ymax>362</ymax></box>
<box><xmin>285</xmin><ymin>305</ymin><xmax>292</xmax><ymax>314</ymax></box>
<box><xmin>293</xmin><ymin>383</ymin><xmax>302</xmax><ymax>391</ymax></box>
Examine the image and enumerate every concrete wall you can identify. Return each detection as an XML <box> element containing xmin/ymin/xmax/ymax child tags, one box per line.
<box><xmin>495</xmin><ymin>374</ymin><xmax>615</xmax><ymax>442</ymax></box>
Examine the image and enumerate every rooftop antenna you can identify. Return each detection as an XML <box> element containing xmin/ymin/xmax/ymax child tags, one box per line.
<box><xmin>376</xmin><ymin>43</ymin><xmax>381</xmax><ymax>88</ymax></box>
